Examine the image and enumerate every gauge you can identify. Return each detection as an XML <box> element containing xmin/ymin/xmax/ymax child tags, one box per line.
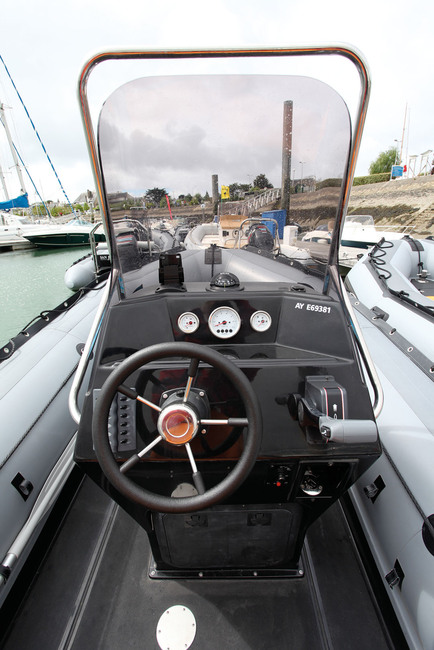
<box><xmin>210</xmin><ymin>272</ymin><xmax>240</xmax><ymax>288</ymax></box>
<box><xmin>178</xmin><ymin>312</ymin><xmax>200</xmax><ymax>334</ymax></box>
<box><xmin>250</xmin><ymin>310</ymin><xmax>272</xmax><ymax>332</ymax></box>
<box><xmin>208</xmin><ymin>306</ymin><xmax>241</xmax><ymax>339</ymax></box>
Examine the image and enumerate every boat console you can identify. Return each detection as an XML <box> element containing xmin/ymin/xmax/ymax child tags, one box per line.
<box><xmin>75</xmin><ymin>247</ymin><xmax>380</xmax><ymax>574</ymax></box>
<box><xmin>73</xmin><ymin>47</ymin><xmax>382</xmax><ymax>577</ymax></box>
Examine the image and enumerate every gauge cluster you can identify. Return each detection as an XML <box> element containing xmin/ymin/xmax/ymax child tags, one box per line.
<box><xmin>170</xmin><ymin>273</ymin><xmax>282</xmax><ymax>344</ymax></box>
<box><xmin>177</xmin><ymin>304</ymin><xmax>272</xmax><ymax>340</ymax></box>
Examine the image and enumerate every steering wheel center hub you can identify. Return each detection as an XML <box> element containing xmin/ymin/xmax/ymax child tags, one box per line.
<box><xmin>158</xmin><ymin>403</ymin><xmax>198</xmax><ymax>445</ymax></box>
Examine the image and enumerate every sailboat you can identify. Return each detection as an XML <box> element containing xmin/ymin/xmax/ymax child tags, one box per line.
<box><xmin>0</xmin><ymin>66</ymin><xmax>98</xmax><ymax>249</ymax></box>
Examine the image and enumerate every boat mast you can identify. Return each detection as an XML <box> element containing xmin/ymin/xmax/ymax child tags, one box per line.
<box><xmin>0</xmin><ymin>101</ymin><xmax>27</xmax><ymax>196</ymax></box>
<box><xmin>400</xmin><ymin>103</ymin><xmax>407</xmax><ymax>165</ymax></box>
<box><xmin>0</xmin><ymin>56</ymin><xmax>76</xmax><ymax>217</ymax></box>
<box><xmin>0</xmin><ymin>160</ymin><xmax>9</xmax><ymax>201</ymax></box>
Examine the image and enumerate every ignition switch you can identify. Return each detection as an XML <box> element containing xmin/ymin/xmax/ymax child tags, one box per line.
<box><xmin>266</xmin><ymin>464</ymin><xmax>291</xmax><ymax>488</ymax></box>
<box><xmin>300</xmin><ymin>470</ymin><xmax>323</xmax><ymax>496</ymax></box>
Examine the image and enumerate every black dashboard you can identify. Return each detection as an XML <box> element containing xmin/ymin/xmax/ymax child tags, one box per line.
<box><xmin>77</xmin><ymin>281</ymin><xmax>375</xmax><ymax>461</ymax></box>
<box><xmin>74</xmin><ymin>262</ymin><xmax>380</xmax><ymax>567</ymax></box>
<box><xmin>99</xmin><ymin>282</ymin><xmax>348</xmax><ymax>361</ymax></box>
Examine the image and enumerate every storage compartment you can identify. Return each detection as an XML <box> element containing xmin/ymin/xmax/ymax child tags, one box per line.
<box><xmin>154</xmin><ymin>503</ymin><xmax>302</xmax><ymax>569</ymax></box>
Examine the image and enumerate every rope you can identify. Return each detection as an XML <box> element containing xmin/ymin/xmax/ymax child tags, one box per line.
<box><xmin>368</xmin><ymin>238</ymin><xmax>434</xmax><ymax>317</ymax></box>
<box><xmin>0</xmin><ymin>55</ymin><xmax>75</xmax><ymax>214</ymax></box>
<box><xmin>368</xmin><ymin>237</ymin><xmax>394</xmax><ymax>280</ymax></box>
<box><xmin>0</xmin><ymin>281</ymin><xmax>107</xmax><ymax>362</ymax></box>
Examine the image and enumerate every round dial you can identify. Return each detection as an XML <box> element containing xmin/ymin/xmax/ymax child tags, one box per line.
<box><xmin>178</xmin><ymin>312</ymin><xmax>200</xmax><ymax>334</ymax></box>
<box><xmin>210</xmin><ymin>272</ymin><xmax>240</xmax><ymax>288</ymax></box>
<box><xmin>208</xmin><ymin>306</ymin><xmax>241</xmax><ymax>339</ymax></box>
<box><xmin>250</xmin><ymin>310</ymin><xmax>272</xmax><ymax>332</ymax></box>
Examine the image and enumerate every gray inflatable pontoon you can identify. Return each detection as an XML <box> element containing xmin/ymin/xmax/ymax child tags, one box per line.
<box><xmin>346</xmin><ymin>235</ymin><xmax>434</xmax><ymax>649</ymax></box>
<box><xmin>0</xmin><ymin>279</ymin><xmax>107</xmax><ymax>606</ymax></box>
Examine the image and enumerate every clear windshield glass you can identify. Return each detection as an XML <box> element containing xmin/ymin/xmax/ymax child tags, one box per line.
<box><xmin>97</xmin><ymin>71</ymin><xmax>351</xmax><ymax>287</ymax></box>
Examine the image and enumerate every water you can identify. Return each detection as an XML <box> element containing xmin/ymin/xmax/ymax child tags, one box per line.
<box><xmin>0</xmin><ymin>246</ymin><xmax>91</xmax><ymax>344</ymax></box>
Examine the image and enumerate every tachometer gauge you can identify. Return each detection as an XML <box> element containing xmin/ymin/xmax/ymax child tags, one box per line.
<box><xmin>250</xmin><ymin>310</ymin><xmax>272</xmax><ymax>332</ymax></box>
<box><xmin>208</xmin><ymin>306</ymin><xmax>241</xmax><ymax>339</ymax></box>
<box><xmin>178</xmin><ymin>312</ymin><xmax>200</xmax><ymax>334</ymax></box>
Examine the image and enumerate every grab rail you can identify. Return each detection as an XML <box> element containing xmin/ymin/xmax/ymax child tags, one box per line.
<box><xmin>0</xmin><ymin>436</ymin><xmax>77</xmax><ymax>591</ymax></box>
<box><xmin>68</xmin><ymin>277</ymin><xmax>112</xmax><ymax>424</ymax></box>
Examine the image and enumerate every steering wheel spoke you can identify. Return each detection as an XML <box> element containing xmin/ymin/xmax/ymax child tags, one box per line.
<box><xmin>120</xmin><ymin>435</ymin><xmax>163</xmax><ymax>474</ymax></box>
<box><xmin>185</xmin><ymin>443</ymin><xmax>205</xmax><ymax>495</ymax></box>
<box><xmin>118</xmin><ymin>383</ymin><xmax>161</xmax><ymax>412</ymax></box>
<box><xmin>183</xmin><ymin>357</ymin><xmax>199</xmax><ymax>403</ymax></box>
<box><xmin>200</xmin><ymin>417</ymin><xmax>249</xmax><ymax>427</ymax></box>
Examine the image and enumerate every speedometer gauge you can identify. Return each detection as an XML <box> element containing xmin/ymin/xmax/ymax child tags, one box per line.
<box><xmin>250</xmin><ymin>310</ymin><xmax>272</xmax><ymax>332</ymax></box>
<box><xmin>208</xmin><ymin>306</ymin><xmax>241</xmax><ymax>339</ymax></box>
<box><xmin>178</xmin><ymin>312</ymin><xmax>200</xmax><ymax>334</ymax></box>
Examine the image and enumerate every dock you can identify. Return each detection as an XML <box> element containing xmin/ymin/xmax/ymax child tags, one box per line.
<box><xmin>0</xmin><ymin>237</ymin><xmax>35</xmax><ymax>252</ymax></box>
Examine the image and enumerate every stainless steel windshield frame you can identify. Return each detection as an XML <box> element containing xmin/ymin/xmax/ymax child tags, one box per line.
<box><xmin>71</xmin><ymin>46</ymin><xmax>383</xmax><ymax>421</ymax></box>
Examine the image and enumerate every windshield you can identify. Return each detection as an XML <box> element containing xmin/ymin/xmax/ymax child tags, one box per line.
<box><xmin>87</xmin><ymin>51</ymin><xmax>362</xmax><ymax>296</ymax></box>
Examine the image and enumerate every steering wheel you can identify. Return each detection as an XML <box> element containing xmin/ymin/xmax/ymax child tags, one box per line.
<box><xmin>92</xmin><ymin>342</ymin><xmax>262</xmax><ymax>513</ymax></box>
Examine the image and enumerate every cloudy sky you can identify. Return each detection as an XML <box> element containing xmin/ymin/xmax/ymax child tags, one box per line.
<box><xmin>98</xmin><ymin>72</ymin><xmax>351</xmax><ymax>196</ymax></box>
<box><xmin>1</xmin><ymin>0</ymin><xmax>432</xmax><ymax>204</ymax></box>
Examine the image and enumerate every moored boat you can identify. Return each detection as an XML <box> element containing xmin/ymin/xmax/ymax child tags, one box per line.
<box><xmin>345</xmin><ymin>235</ymin><xmax>434</xmax><ymax>649</ymax></box>
<box><xmin>302</xmin><ymin>215</ymin><xmax>412</xmax><ymax>270</ymax></box>
<box><xmin>0</xmin><ymin>213</ymin><xmax>45</xmax><ymax>250</ymax></box>
<box><xmin>341</xmin><ymin>214</ymin><xmax>412</xmax><ymax>249</ymax></box>
<box><xmin>184</xmin><ymin>214</ymin><xmax>311</xmax><ymax>266</ymax></box>
<box><xmin>64</xmin><ymin>218</ymin><xmax>178</xmax><ymax>291</ymax></box>
<box><xmin>22</xmin><ymin>217</ymin><xmax>105</xmax><ymax>248</ymax></box>
<box><xmin>346</xmin><ymin>234</ymin><xmax>434</xmax><ymax>360</ymax></box>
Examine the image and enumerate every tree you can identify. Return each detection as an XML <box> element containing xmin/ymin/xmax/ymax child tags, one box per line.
<box><xmin>368</xmin><ymin>147</ymin><xmax>399</xmax><ymax>175</ymax></box>
<box><xmin>229</xmin><ymin>183</ymin><xmax>241</xmax><ymax>199</ymax></box>
<box><xmin>253</xmin><ymin>174</ymin><xmax>273</xmax><ymax>189</ymax></box>
<box><xmin>145</xmin><ymin>187</ymin><xmax>167</xmax><ymax>205</ymax></box>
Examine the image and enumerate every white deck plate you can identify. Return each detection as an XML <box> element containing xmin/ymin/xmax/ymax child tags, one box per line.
<box><xmin>156</xmin><ymin>605</ymin><xmax>196</xmax><ymax>650</ymax></box>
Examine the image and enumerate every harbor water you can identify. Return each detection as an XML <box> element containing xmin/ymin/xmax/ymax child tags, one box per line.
<box><xmin>0</xmin><ymin>246</ymin><xmax>91</xmax><ymax>345</ymax></box>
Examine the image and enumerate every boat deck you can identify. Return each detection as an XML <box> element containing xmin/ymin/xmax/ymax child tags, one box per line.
<box><xmin>2</xmin><ymin>476</ymin><xmax>405</xmax><ymax>649</ymax></box>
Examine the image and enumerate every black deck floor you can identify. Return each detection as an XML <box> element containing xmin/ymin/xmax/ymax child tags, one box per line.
<box><xmin>2</xmin><ymin>477</ymin><xmax>401</xmax><ymax>649</ymax></box>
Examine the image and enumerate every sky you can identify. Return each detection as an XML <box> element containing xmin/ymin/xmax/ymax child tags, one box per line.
<box><xmin>0</xmin><ymin>0</ymin><xmax>433</xmax><ymax>204</ymax></box>
<box><xmin>99</xmin><ymin>74</ymin><xmax>351</xmax><ymax>197</ymax></box>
